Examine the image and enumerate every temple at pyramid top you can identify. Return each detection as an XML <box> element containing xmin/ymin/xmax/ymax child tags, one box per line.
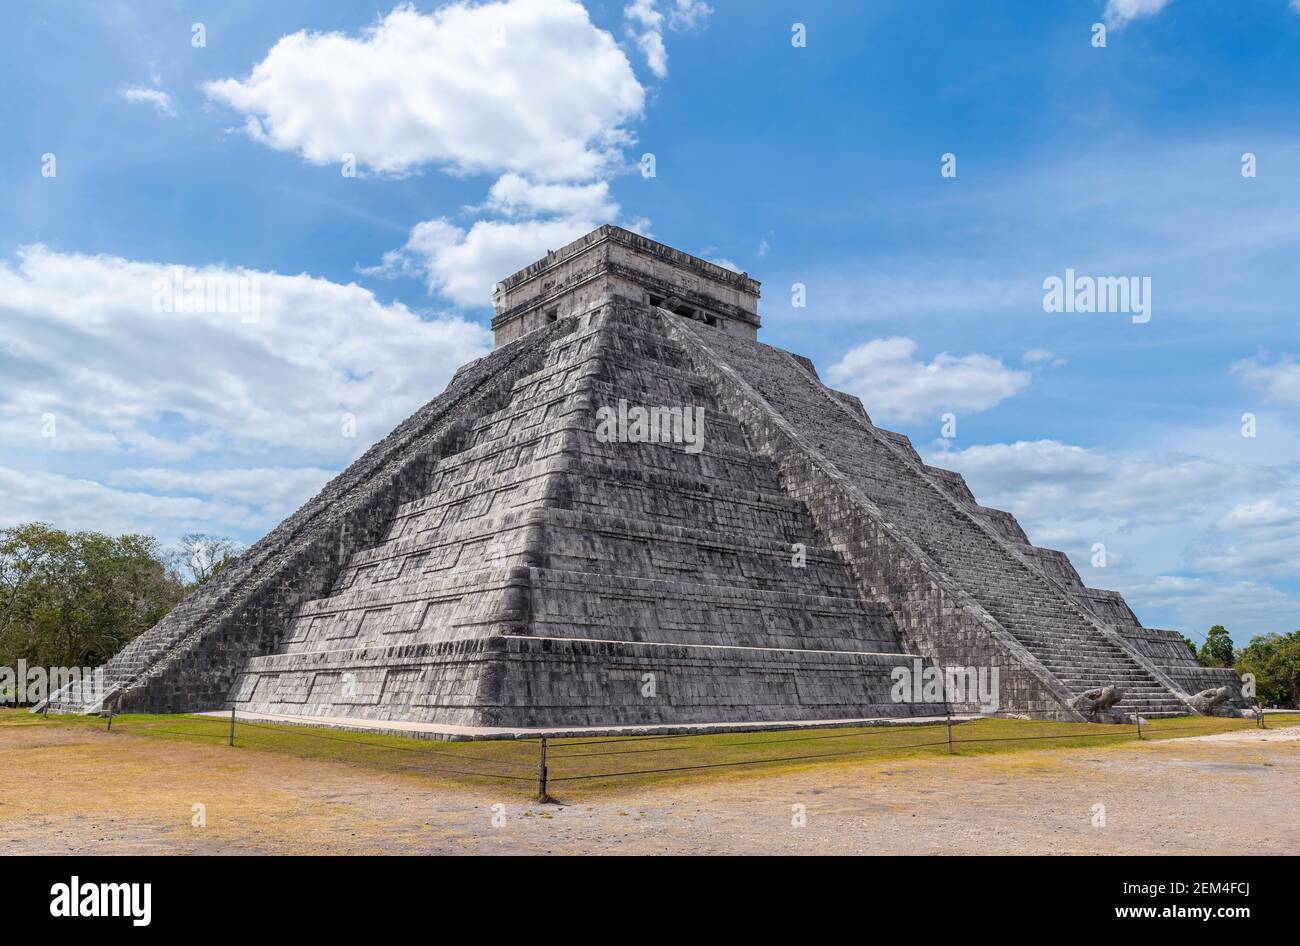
<box><xmin>491</xmin><ymin>225</ymin><xmax>761</xmax><ymax>345</ymax></box>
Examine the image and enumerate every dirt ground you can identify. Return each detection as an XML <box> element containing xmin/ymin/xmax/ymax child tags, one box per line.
<box><xmin>3</xmin><ymin>722</ymin><xmax>1297</xmax><ymax>855</ymax></box>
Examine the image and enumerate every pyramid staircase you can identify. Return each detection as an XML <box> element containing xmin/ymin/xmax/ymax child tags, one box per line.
<box><xmin>665</xmin><ymin>315</ymin><xmax>1202</xmax><ymax>720</ymax></box>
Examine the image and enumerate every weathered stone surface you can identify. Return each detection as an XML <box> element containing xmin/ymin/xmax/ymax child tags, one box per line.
<box><xmin>1069</xmin><ymin>685</ymin><xmax>1129</xmax><ymax>724</ymax></box>
<box><xmin>48</xmin><ymin>227</ymin><xmax>1244</xmax><ymax>725</ymax></box>
<box><xmin>1186</xmin><ymin>685</ymin><xmax>1242</xmax><ymax>717</ymax></box>
<box><xmin>492</xmin><ymin>226</ymin><xmax>760</xmax><ymax>344</ymax></box>
<box><xmin>44</xmin><ymin>321</ymin><xmax>568</xmax><ymax>714</ymax></box>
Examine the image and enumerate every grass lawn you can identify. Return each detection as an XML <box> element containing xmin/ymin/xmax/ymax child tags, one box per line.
<box><xmin>5</xmin><ymin>708</ymin><xmax>1296</xmax><ymax>799</ymax></box>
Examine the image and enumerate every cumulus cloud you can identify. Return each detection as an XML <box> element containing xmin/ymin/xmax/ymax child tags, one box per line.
<box><xmin>1232</xmin><ymin>352</ymin><xmax>1300</xmax><ymax>409</ymax></box>
<box><xmin>1106</xmin><ymin>573</ymin><xmax>1300</xmax><ymax>641</ymax></box>
<box><xmin>1104</xmin><ymin>0</ymin><xmax>1173</xmax><ymax>28</ymax></box>
<box><xmin>0</xmin><ymin>244</ymin><xmax>490</xmax><ymax>461</ymax></box>
<box><xmin>1215</xmin><ymin>498</ymin><xmax>1300</xmax><ymax>532</ymax></box>
<box><xmin>1189</xmin><ymin>498</ymin><xmax>1300</xmax><ymax>577</ymax></box>
<box><xmin>925</xmin><ymin>437</ymin><xmax>1300</xmax><ymax>638</ymax></box>
<box><xmin>372</xmin><ymin>212</ymin><xmax>609</xmax><ymax>307</ymax></box>
<box><xmin>121</xmin><ymin>86</ymin><xmax>176</xmax><ymax>117</ymax></box>
<box><xmin>205</xmin><ymin>0</ymin><xmax>644</xmax><ymax>181</ymax></box>
<box><xmin>826</xmin><ymin>337</ymin><xmax>1029</xmax><ymax>425</ymax></box>
<box><xmin>369</xmin><ymin>144</ymin><xmax>627</xmax><ymax>310</ymax></box>
<box><xmin>930</xmin><ymin>439</ymin><xmax>1264</xmax><ymax>528</ymax></box>
<box><xmin>213</xmin><ymin>1</ymin><xmax>652</xmax><ymax>307</ymax></box>
<box><xmin>483</xmin><ymin>174</ymin><xmax>617</xmax><ymax>219</ymax></box>
<box><xmin>0</xmin><ymin>466</ymin><xmax>259</xmax><ymax>542</ymax></box>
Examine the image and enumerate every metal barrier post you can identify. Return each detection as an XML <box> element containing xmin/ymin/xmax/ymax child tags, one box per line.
<box><xmin>1135</xmin><ymin>713</ymin><xmax>1142</xmax><ymax>741</ymax></box>
<box><xmin>107</xmin><ymin>711</ymin><xmax>113</xmax><ymax>732</ymax></box>
<box><xmin>946</xmin><ymin>709</ymin><xmax>953</xmax><ymax>754</ymax></box>
<box><xmin>228</xmin><ymin>707</ymin><xmax>236</xmax><ymax>747</ymax></box>
<box><xmin>537</xmin><ymin>737</ymin><xmax>549</xmax><ymax>801</ymax></box>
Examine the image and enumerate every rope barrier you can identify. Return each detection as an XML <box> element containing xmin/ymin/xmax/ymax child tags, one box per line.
<box><xmin>92</xmin><ymin>708</ymin><xmax>1290</xmax><ymax>793</ymax></box>
<box><xmin>551</xmin><ymin>725</ymin><xmax>955</xmax><ymax>758</ymax></box>
<box><xmin>551</xmin><ymin>737</ymin><xmax>955</xmax><ymax>782</ymax></box>
<box><xmin>549</xmin><ymin>717</ymin><xmax>1272</xmax><ymax>756</ymax></box>
<box><xmin>549</xmin><ymin>717</ymin><xmax>1278</xmax><ymax>784</ymax></box>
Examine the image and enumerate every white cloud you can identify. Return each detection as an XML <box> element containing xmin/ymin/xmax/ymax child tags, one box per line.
<box><xmin>373</xmin><ymin>213</ymin><xmax>608</xmax><ymax>307</ymax></box>
<box><xmin>205</xmin><ymin>1</ymin><xmax>644</xmax><ymax>181</ymax></box>
<box><xmin>625</xmin><ymin>0</ymin><xmax>668</xmax><ymax>78</ymax></box>
<box><xmin>484</xmin><ymin>173</ymin><xmax>617</xmax><ymax>219</ymax></box>
<box><xmin>0</xmin><ymin>244</ymin><xmax>490</xmax><ymax>461</ymax></box>
<box><xmin>1232</xmin><ymin>352</ymin><xmax>1300</xmax><ymax>409</ymax></box>
<box><xmin>1215</xmin><ymin>498</ymin><xmax>1300</xmax><ymax>532</ymax></box>
<box><xmin>930</xmin><ymin>439</ymin><xmax>1262</xmax><ymax>528</ymax></box>
<box><xmin>109</xmin><ymin>466</ymin><xmax>335</xmax><ymax>508</ymax></box>
<box><xmin>666</xmin><ymin>0</ymin><xmax>713</xmax><ymax>30</ymax></box>
<box><xmin>103</xmin><ymin>466</ymin><xmax>338</xmax><ymax>535</ymax></box>
<box><xmin>1104</xmin><ymin>0</ymin><xmax>1173</xmax><ymax>28</ymax></box>
<box><xmin>371</xmin><ymin>161</ymin><xmax>628</xmax><ymax>311</ymax></box>
<box><xmin>121</xmin><ymin>86</ymin><xmax>176</xmax><ymax>117</ymax></box>
<box><xmin>0</xmin><ymin>466</ymin><xmax>259</xmax><ymax>542</ymax></box>
<box><xmin>924</xmin><ymin>437</ymin><xmax>1300</xmax><ymax>639</ymax></box>
<box><xmin>213</xmin><ymin>2</ymin><xmax>659</xmax><ymax>308</ymax></box>
<box><xmin>1189</xmin><ymin>498</ymin><xmax>1300</xmax><ymax>577</ymax></box>
<box><xmin>826</xmin><ymin>337</ymin><xmax>1029</xmax><ymax>425</ymax></box>
<box><xmin>624</xmin><ymin>0</ymin><xmax>713</xmax><ymax>78</ymax></box>
<box><xmin>1107</xmin><ymin>573</ymin><xmax>1300</xmax><ymax>640</ymax></box>
<box><xmin>1021</xmin><ymin>348</ymin><xmax>1057</xmax><ymax>365</ymax></box>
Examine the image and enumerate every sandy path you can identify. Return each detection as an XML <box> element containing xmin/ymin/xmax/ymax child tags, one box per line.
<box><xmin>2</xmin><ymin>723</ymin><xmax>1297</xmax><ymax>855</ymax></box>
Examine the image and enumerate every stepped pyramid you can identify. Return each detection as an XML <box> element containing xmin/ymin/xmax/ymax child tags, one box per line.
<box><xmin>47</xmin><ymin>226</ymin><xmax>1247</xmax><ymax>727</ymax></box>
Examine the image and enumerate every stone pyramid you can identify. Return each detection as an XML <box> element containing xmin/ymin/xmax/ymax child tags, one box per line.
<box><xmin>49</xmin><ymin>226</ymin><xmax>1247</xmax><ymax>727</ymax></box>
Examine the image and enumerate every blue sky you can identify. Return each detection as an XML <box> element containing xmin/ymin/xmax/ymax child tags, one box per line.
<box><xmin>3</xmin><ymin>0</ymin><xmax>1299</xmax><ymax>646</ymax></box>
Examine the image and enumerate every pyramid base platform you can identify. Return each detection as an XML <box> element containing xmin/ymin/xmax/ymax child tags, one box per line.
<box><xmin>201</xmin><ymin>708</ymin><xmax>973</xmax><ymax>742</ymax></box>
<box><xmin>227</xmin><ymin>635</ymin><xmax>946</xmax><ymax>729</ymax></box>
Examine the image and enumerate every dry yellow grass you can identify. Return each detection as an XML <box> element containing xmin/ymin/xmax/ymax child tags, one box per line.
<box><xmin>4</xmin><ymin>710</ymin><xmax>1297</xmax><ymax>854</ymax></box>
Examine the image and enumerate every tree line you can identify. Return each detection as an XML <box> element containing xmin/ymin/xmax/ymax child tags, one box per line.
<box><xmin>0</xmin><ymin>523</ymin><xmax>241</xmax><ymax>675</ymax></box>
<box><xmin>1188</xmin><ymin>623</ymin><xmax>1300</xmax><ymax>708</ymax></box>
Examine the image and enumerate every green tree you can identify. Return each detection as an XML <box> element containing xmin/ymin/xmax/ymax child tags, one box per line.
<box><xmin>1180</xmin><ymin>635</ymin><xmax>1198</xmax><ymax>658</ymax></box>
<box><xmin>0</xmin><ymin>523</ymin><xmax>186</xmax><ymax>673</ymax></box>
<box><xmin>1235</xmin><ymin>632</ymin><xmax>1300</xmax><ymax>707</ymax></box>
<box><xmin>1198</xmin><ymin>624</ymin><xmax>1234</xmax><ymax>668</ymax></box>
